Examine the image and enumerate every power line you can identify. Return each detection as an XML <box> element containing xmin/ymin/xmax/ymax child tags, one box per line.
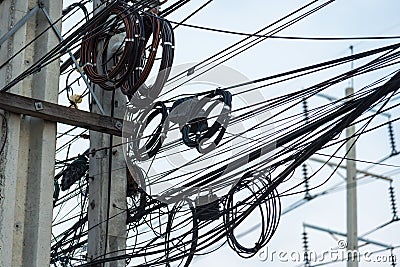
<box><xmin>169</xmin><ymin>18</ymin><xmax>400</xmax><ymax>41</ymax></box>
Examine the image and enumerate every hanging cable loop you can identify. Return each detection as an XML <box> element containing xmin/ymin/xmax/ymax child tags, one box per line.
<box><xmin>181</xmin><ymin>89</ymin><xmax>232</xmax><ymax>154</ymax></box>
<box><xmin>80</xmin><ymin>2</ymin><xmax>144</xmax><ymax>90</ymax></box>
<box><xmin>130</xmin><ymin>101</ymin><xmax>169</xmax><ymax>161</ymax></box>
<box><xmin>125</xmin><ymin>15</ymin><xmax>175</xmax><ymax>103</ymax></box>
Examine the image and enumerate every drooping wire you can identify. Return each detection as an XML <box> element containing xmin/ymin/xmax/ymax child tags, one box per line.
<box><xmin>167</xmin><ymin>17</ymin><xmax>400</xmax><ymax>41</ymax></box>
<box><xmin>47</xmin><ymin>1</ymin><xmax>400</xmax><ymax>266</ymax></box>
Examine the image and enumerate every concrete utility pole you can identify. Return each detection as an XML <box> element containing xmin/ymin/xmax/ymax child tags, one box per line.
<box><xmin>0</xmin><ymin>0</ymin><xmax>62</xmax><ymax>266</ymax></box>
<box><xmin>87</xmin><ymin>1</ymin><xmax>127</xmax><ymax>266</ymax></box>
<box><xmin>346</xmin><ymin>86</ymin><xmax>358</xmax><ymax>267</ymax></box>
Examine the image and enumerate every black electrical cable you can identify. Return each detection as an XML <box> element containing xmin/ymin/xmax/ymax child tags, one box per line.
<box><xmin>172</xmin><ymin>0</ymin><xmax>214</xmax><ymax>30</ymax></box>
<box><xmin>120</xmin><ymin>12</ymin><xmax>161</xmax><ymax>96</ymax></box>
<box><xmin>130</xmin><ymin>101</ymin><xmax>169</xmax><ymax>161</ymax></box>
<box><xmin>63</xmin><ymin>2</ymin><xmax>90</xmax><ymax>22</ymax></box>
<box><xmin>164</xmin><ymin>198</ymin><xmax>198</xmax><ymax>267</ymax></box>
<box><xmin>181</xmin><ymin>89</ymin><xmax>232</xmax><ymax>154</ymax></box>
<box><xmin>63</xmin><ymin>80</ymin><xmax>400</xmax><ymax>266</ymax></box>
<box><xmin>167</xmin><ymin>72</ymin><xmax>400</xmax><ymax>194</ymax></box>
<box><xmin>147</xmin><ymin>50</ymin><xmax>400</xmax><ymax>196</ymax></box>
<box><xmin>168</xmin><ymin>19</ymin><xmax>400</xmax><ymax>41</ymax></box>
<box><xmin>224</xmin><ymin>171</ymin><xmax>280</xmax><ymax>258</ymax></box>
<box><xmin>126</xmin><ymin>17</ymin><xmax>175</xmax><ymax>102</ymax></box>
<box><xmin>161</xmin><ymin>0</ymin><xmax>335</xmax><ymax>96</ymax></box>
<box><xmin>0</xmin><ymin>113</ymin><xmax>7</xmax><ymax>156</ymax></box>
<box><xmin>159</xmin><ymin>0</ymin><xmax>189</xmax><ymax>17</ymax></box>
<box><xmin>49</xmin><ymin>2</ymin><xmax>400</xmax><ymax>263</ymax></box>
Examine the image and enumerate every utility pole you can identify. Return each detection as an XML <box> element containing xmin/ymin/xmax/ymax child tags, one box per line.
<box><xmin>346</xmin><ymin>45</ymin><xmax>358</xmax><ymax>267</ymax></box>
<box><xmin>0</xmin><ymin>0</ymin><xmax>62</xmax><ymax>266</ymax></box>
<box><xmin>346</xmin><ymin>85</ymin><xmax>358</xmax><ymax>267</ymax></box>
<box><xmin>87</xmin><ymin>1</ymin><xmax>127</xmax><ymax>266</ymax></box>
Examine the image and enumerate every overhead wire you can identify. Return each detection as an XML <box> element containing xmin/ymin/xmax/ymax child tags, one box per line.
<box><xmin>168</xmin><ymin>19</ymin><xmax>400</xmax><ymax>41</ymax></box>
<box><xmin>160</xmin><ymin>0</ymin><xmax>337</xmax><ymax>97</ymax></box>
<box><xmin>44</xmin><ymin>1</ymin><xmax>400</xmax><ymax>265</ymax></box>
<box><xmin>80</xmin><ymin>51</ymin><xmax>400</xmax><ymax>267</ymax></box>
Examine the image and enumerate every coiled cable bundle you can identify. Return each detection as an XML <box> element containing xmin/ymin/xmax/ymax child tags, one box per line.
<box><xmin>164</xmin><ymin>198</ymin><xmax>198</xmax><ymax>267</ymax></box>
<box><xmin>223</xmin><ymin>171</ymin><xmax>281</xmax><ymax>258</ymax></box>
<box><xmin>126</xmin><ymin>89</ymin><xmax>232</xmax><ymax>162</ymax></box>
<box><xmin>80</xmin><ymin>2</ymin><xmax>175</xmax><ymax>97</ymax></box>
<box><xmin>130</xmin><ymin>101</ymin><xmax>169</xmax><ymax>161</ymax></box>
<box><xmin>81</xmin><ymin>2</ymin><xmax>141</xmax><ymax>90</ymax></box>
<box><xmin>181</xmin><ymin>89</ymin><xmax>232</xmax><ymax>154</ymax></box>
<box><xmin>125</xmin><ymin>16</ymin><xmax>175</xmax><ymax>105</ymax></box>
<box><xmin>121</xmin><ymin>13</ymin><xmax>161</xmax><ymax>95</ymax></box>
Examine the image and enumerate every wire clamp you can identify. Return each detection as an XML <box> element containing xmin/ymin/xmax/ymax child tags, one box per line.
<box><xmin>34</xmin><ymin>101</ymin><xmax>44</xmax><ymax>111</ymax></box>
<box><xmin>115</xmin><ymin>120</ymin><xmax>123</xmax><ymax>131</ymax></box>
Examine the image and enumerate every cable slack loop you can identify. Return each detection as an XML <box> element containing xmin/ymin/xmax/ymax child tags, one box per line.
<box><xmin>131</xmin><ymin>101</ymin><xmax>169</xmax><ymax>161</ymax></box>
<box><xmin>223</xmin><ymin>171</ymin><xmax>281</xmax><ymax>258</ymax></box>
<box><xmin>76</xmin><ymin>2</ymin><xmax>176</xmax><ymax>101</ymax></box>
<box><xmin>124</xmin><ymin>13</ymin><xmax>175</xmax><ymax>103</ymax></box>
<box><xmin>181</xmin><ymin>89</ymin><xmax>232</xmax><ymax>154</ymax></box>
<box><xmin>164</xmin><ymin>197</ymin><xmax>198</xmax><ymax>267</ymax></box>
<box><xmin>127</xmin><ymin>13</ymin><xmax>161</xmax><ymax>94</ymax></box>
<box><xmin>80</xmin><ymin>2</ymin><xmax>141</xmax><ymax>90</ymax></box>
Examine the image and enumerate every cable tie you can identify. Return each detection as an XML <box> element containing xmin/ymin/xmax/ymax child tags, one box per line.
<box><xmin>83</xmin><ymin>62</ymin><xmax>95</xmax><ymax>67</ymax></box>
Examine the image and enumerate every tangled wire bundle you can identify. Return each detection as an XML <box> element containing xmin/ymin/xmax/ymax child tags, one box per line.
<box><xmin>224</xmin><ymin>171</ymin><xmax>281</xmax><ymax>258</ymax></box>
<box><xmin>126</xmin><ymin>89</ymin><xmax>233</xmax><ymax>165</ymax></box>
<box><xmin>80</xmin><ymin>2</ymin><xmax>174</xmax><ymax>98</ymax></box>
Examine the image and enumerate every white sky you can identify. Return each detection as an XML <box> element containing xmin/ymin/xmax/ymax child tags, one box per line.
<box><xmin>57</xmin><ymin>0</ymin><xmax>400</xmax><ymax>266</ymax></box>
